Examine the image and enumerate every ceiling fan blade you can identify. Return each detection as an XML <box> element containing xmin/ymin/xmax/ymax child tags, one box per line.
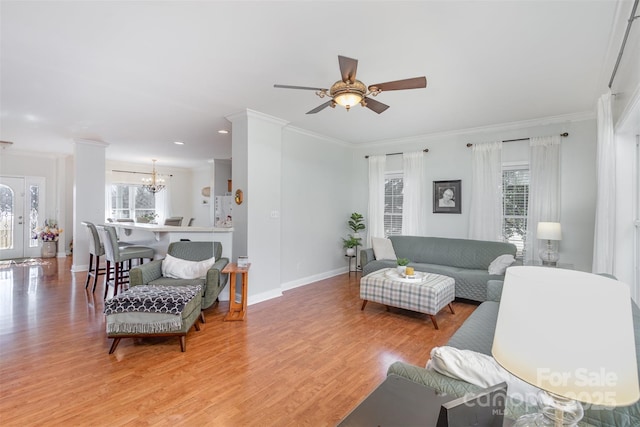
<box><xmin>338</xmin><ymin>55</ymin><xmax>358</xmax><ymax>83</ymax></box>
<box><xmin>364</xmin><ymin>97</ymin><xmax>390</xmax><ymax>114</ymax></box>
<box><xmin>306</xmin><ymin>101</ymin><xmax>333</xmax><ymax>114</ymax></box>
<box><xmin>368</xmin><ymin>76</ymin><xmax>427</xmax><ymax>92</ymax></box>
<box><xmin>274</xmin><ymin>84</ymin><xmax>327</xmax><ymax>91</ymax></box>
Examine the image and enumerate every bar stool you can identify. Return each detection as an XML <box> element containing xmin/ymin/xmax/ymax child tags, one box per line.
<box><xmin>101</xmin><ymin>225</ymin><xmax>154</xmax><ymax>298</ymax></box>
<box><xmin>82</xmin><ymin>221</ymin><xmax>108</xmax><ymax>292</ymax></box>
<box><xmin>82</xmin><ymin>221</ymin><xmax>135</xmax><ymax>293</ymax></box>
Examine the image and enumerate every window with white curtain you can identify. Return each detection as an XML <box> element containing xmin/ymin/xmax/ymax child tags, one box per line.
<box><xmin>109</xmin><ymin>184</ymin><xmax>157</xmax><ymax>220</ymax></box>
<box><xmin>502</xmin><ymin>164</ymin><xmax>529</xmax><ymax>258</ymax></box>
<box><xmin>384</xmin><ymin>173</ymin><xmax>403</xmax><ymax>237</ymax></box>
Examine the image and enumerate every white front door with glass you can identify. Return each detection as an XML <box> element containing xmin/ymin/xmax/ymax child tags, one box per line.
<box><xmin>0</xmin><ymin>176</ymin><xmax>44</xmax><ymax>260</ymax></box>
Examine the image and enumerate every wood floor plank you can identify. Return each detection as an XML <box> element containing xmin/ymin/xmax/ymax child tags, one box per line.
<box><xmin>0</xmin><ymin>257</ymin><xmax>476</xmax><ymax>425</ymax></box>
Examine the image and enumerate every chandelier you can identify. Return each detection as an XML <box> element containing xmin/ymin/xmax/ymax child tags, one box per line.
<box><xmin>142</xmin><ymin>159</ymin><xmax>165</xmax><ymax>193</ymax></box>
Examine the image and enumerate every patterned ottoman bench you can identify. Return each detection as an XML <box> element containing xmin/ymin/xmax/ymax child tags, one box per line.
<box><xmin>360</xmin><ymin>268</ymin><xmax>455</xmax><ymax>329</ymax></box>
<box><xmin>104</xmin><ymin>284</ymin><xmax>202</xmax><ymax>353</ymax></box>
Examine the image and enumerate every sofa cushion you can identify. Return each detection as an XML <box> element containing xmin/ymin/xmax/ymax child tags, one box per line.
<box><xmin>427</xmin><ymin>346</ymin><xmax>540</xmax><ymax>404</ymax></box>
<box><xmin>161</xmin><ymin>254</ymin><xmax>216</xmax><ymax>279</ymax></box>
<box><xmin>371</xmin><ymin>237</ymin><xmax>397</xmax><ymax>260</ymax></box>
<box><xmin>488</xmin><ymin>254</ymin><xmax>515</xmax><ymax>275</ymax></box>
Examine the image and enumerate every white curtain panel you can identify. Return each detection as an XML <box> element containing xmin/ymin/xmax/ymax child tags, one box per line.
<box><xmin>592</xmin><ymin>90</ymin><xmax>616</xmax><ymax>274</ymax></box>
<box><xmin>367</xmin><ymin>155</ymin><xmax>386</xmax><ymax>247</ymax></box>
<box><xmin>402</xmin><ymin>151</ymin><xmax>425</xmax><ymax>236</ymax></box>
<box><xmin>525</xmin><ymin>135</ymin><xmax>561</xmax><ymax>262</ymax></box>
<box><xmin>468</xmin><ymin>141</ymin><xmax>503</xmax><ymax>241</ymax></box>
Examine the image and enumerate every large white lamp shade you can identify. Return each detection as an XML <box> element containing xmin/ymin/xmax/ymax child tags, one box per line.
<box><xmin>493</xmin><ymin>267</ymin><xmax>639</xmax><ymax>411</ymax></box>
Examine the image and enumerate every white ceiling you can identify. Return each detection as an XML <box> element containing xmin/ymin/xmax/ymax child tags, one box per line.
<box><xmin>0</xmin><ymin>1</ymin><xmax>629</xmax><ymax>169</ymax></box>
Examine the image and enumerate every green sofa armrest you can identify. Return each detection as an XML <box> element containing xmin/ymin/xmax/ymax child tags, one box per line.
<box><xmin>387</xmin><ymin>361</ymin><xmax>535</xmax><ymax>421</ymax></box>
<box><xmin>387</xmin><ymin>361</ymin><xmax>484</xmax><ymax>398</ymax></box>
<box><xmin>129</xmin><ymin>259</ymin><xmax>163</xmax><ymax>287</ymax></box>
<box><xmin>205</xmin><ymin>257</ymin><xmax>229</xmax><ymax>298</ymax></box>
<box><xmin>486</xmin><ymin>280</ymin><xmax>504</xmax><ymax>302</ymax></box>
<box><xmin>361</xmin><ymin>248</ymin><xmax>375</xmax><ymax>269</ymax></box>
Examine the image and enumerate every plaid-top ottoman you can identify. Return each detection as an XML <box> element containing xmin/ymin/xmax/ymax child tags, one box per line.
<box><xmin>360</xmin><ymin>268</ymin><xmax>455</xmax><ymax>329</ymax></box>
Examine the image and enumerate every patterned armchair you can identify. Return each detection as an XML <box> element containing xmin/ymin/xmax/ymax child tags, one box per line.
<box><xmin>129</xmin><ymin>241</ymin><xmax>229</xmax><ymax>316</ymax></box>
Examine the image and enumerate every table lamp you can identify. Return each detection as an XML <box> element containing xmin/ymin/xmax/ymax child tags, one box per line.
<box><xmin>492</xmin><ymin>267</ymin><xmax>639</xmax><ymax>426</ymax></box>
<box><xmin>537</xmin><ymin>222</ymin><xmax>562</xmax><ymax>266</ymax></box>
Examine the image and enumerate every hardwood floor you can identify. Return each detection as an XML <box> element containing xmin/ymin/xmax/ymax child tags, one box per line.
<box><xmin>0</xmin><ymin>257</ymin><xmax>477</xmax><ymax>426</ymax></box>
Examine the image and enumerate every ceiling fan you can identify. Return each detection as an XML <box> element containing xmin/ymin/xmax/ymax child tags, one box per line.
<box><xmin>274</xmin><ymin>55</ymin><xmax>427</xmax><ymax>114</ymax></box>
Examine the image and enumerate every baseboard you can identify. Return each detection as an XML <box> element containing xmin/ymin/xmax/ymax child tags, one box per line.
<box><xmin>281</xmin><ymin>266</ymin><xmax>349</xmax><ymax>292</ymax></box>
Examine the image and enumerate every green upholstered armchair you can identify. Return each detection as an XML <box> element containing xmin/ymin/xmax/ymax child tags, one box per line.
<box><xmin>129</xmin><ymin>241</ymin><xmax>229</xmax><ymax>315</ymax></box>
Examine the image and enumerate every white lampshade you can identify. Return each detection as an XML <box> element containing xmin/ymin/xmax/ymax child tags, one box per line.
<box><xmin>492</xmin><ymin>267</ymin><xmax>639</xmax><ymax>406</ymax></box>
<box><xmin>537</xmin><ymin>222</ymin><xmax>562</xmax><ymax>241</ymax></box>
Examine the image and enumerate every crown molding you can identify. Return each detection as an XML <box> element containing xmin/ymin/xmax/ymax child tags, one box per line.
<box><xmin>284</xmin><ymin>125</ymin><xmax>351</xmax><ymax>148</ymax></box>
<box><xmin>226</xmin><ymin>108</ymin><xmax>289</xmax><ymax>127</ymax></box>
<box><xmin>73</xmin><ymin>138</ymin><xmax>109</xmax><ymax>147</ymax></box>
<box><xmin>360</xmin><ymin>111</ymin><xmax>596</xmax><ymax>149</ymax></box>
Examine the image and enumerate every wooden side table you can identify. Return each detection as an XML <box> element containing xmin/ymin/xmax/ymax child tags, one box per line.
<box><xmin>221</xmin><ymin>262</ymin><xmax>250</xmax><ymax>321</ymax></box>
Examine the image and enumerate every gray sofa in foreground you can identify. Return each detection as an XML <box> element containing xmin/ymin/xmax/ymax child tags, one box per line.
<box><xmin>387</xmin><ymin>280</ymin><xmax>640</xmax><ymax>426</ymax></box>
<box><xmin>360</xmin><ymin>236</ymin><xmax>517</xmax><ymax>302</ymax></box>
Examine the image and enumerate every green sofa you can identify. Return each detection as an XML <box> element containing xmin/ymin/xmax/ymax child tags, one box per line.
<box><xmin>361</xmin><ymin>236</ymin><xmax>517</xmax><ymax>302</ymax></box>
<box><xmin>387</xmin><ymin>280</ymin><xmax>640</xmax><ymax>426</ymax></box>
<box><xmin>129</xmin><ymin>241</ymin><xmax>229</xmax><ymax>312</ymax></box>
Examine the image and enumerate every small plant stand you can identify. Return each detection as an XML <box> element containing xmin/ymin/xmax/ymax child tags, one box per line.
<box><xmin>346</xmin><ymin>245</ymin><xmax>361</xmax><ymax>276</ymax></box>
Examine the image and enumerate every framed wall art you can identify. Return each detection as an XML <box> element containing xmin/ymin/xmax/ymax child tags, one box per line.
<box><xmin>433</xmin><ymin>180</ymin><xmax>461</xmax><ymax>214</ymax></box>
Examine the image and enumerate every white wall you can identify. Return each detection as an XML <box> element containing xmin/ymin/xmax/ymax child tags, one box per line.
<box><xmin>351</xmin><ymin>117</ymin><xmax>598</xmax><ymax>272</ymax></box>
<box><xmin>191</xmin><ymin>165</ymin><xmax>214</xmax><ymax>227</ymax></box>
<box><xmin>214</xmin><ymin>159</ymin><xmax>231</xmax><ymax>196</ymax></box>
<box><xmin>73</xmin><ymin>141</ymin><xmax>106</xmax><ymax>271</ymax></box>
<box><xmin>280</xmin><ymin>128</ymin><xmax>354</xmax><ymax>287</ymax></box>
<box><xmin>229</xmin><ymin>110</ymin><xmax>287</xmax><ymax>303</ymax></box>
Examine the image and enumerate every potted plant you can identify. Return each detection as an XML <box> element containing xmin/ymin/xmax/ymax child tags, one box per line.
<box><xmin>348</xmin><ymin>212</ymin><xmax>365</xmax><ymax>237</ymax></box>
<box><xmin>397</xmin><ymin>257</ymin><xmax>410</xmax><ymax>274</ymax></box>
<box><xmin>136</xmin><ymin>212</ymin><xmax>158</xmax><ymax>224</ymax></box>
<box><xmin>342</xmin><ymin>234</ymin><xmax>362</xmax><ymax>257</ymax></box>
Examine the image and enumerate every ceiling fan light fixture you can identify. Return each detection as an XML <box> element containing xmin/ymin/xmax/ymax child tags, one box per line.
<box><xmin>275</xmin><ymin>56</ymin><xmax>425</xmax><ymax>114</ymax></box>
<box><xmin>333</xmin><ymin>92</ymin><xmax>363</xmax><ymax>110</ymax></box>
<box><xmin>330</xmin><ymin>79</ymin><xmax>367</xmax><ymax>111</ymax></box>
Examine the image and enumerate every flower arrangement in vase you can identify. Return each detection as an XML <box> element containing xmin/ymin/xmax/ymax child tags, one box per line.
<box><xmin>34</xmin><ymin>219</ymin><xmax>63</xmax><ymax>242</ymax></box>
<box><xmin>34</xmin><ymin>219</ymin><xmax>62</xmax><ymax>258</ymax></box>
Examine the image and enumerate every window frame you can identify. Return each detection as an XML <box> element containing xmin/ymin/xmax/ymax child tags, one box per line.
<box><xmin>502</xmin><ymin>161</ymin><xmax>530</xmax><ymax>258</ymax></box>
<box><xmin>109</xmin><ymin>183</ymin><xmax>161</xmax><ymax>221</ymax></box>
<box><xmin>384</xmin><ymin>171</ymin><xmax>403</xmax><ymax>237</ymax></box>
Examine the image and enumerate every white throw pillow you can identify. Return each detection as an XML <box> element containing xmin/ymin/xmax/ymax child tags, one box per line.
<box><xmin>426</xmin><ymin>346</ymin><xmax>540</xmax><ymax>404</ymax></box>
<box><xmin>161</xmin><ymin>254</ymin><xmax>216</xmax><ymax>280</ymax></box>
<box><xmin>488</xmin><ymin>254</ymin><xmax>516</xmax><ymax>275</ymax></box>
<box><xmin>371</xmin><ymin>237</ymin><xmax>397</xmax><ymax>260</ymax></box>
